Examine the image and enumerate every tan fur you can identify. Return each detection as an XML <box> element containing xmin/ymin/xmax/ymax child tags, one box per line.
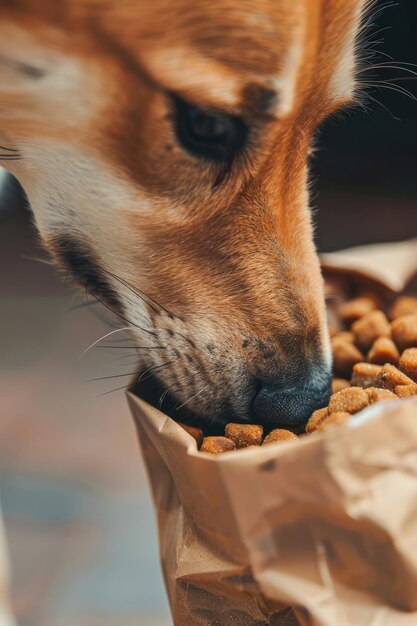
<box><xmin>0</xmin><ymin>0</ymin><xmax>368</xmax><ymax>421</ymax></box>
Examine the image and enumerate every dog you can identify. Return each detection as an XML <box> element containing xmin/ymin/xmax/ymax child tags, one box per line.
<box><xmin>0</xmin><ymin>0</ymin><xmax>371</xmax><ymax>428</ymax></box>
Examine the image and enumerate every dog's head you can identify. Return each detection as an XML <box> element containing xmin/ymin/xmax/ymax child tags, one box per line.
<box><xmin>0</xmin><ymin>0</ymin><xmax>368</xmax><ymax>427</ymax></box>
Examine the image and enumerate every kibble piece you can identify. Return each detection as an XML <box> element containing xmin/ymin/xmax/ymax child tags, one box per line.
<box><xmin>262</xmin><ymin>429</ymin><xmax>298</xmax><ymax>445</ymax></box>
<box><xmin>178</xmin><ymin>422</ymin><xmax>204</xmax><ymax>447</ymax></box>
<box><xmin>376</xmin><ymin>363</ymin><xmax>414</xmax><ymax>391</ymax></box>
<box><xmin>367</xmin><ymin>337</ymin><xmax>400</xmax><ymax>366</ymax></box>
<box><xmin>331</xmin><ymin>337</ymin><xmax>364</xmax><ymax>377</ymax></box>
<box><xmin>339</xmin><ymin>297</ymin><xmax>377</xmax><ymax>325</ymax></box>
<box><xmin>225</xmin><ymin>423</ymin><xmax>263</xmax><ymax>448</ymax></box>
<box><xmin>399</xmin><ymin>348</ymin><xmax>417</xmax><ymax>382</ymax></box>
<box><xmin>317</xmin><ymin>412</ymin><xmax>351</xmax><ymax>431</ymax></box>
<box><xmin>391</xmin><ymin>314</ymin><xmax>417</xmax><ymax>351</ymax></box>
<box><xmin>327</xmin><ymin>309</ymin><xmax>343</xmax><ymax>337</ymax></box>
<box><xmin>328</xmin><ymin>386</ymin><xmax>369</xmax><ymax>414</ymax></box>
<box><xmin>352</xmin><ymin>310</ymin><xmax>391</xmax><ymax>352</ymax></box>
<box><xmin>365</xmin><ymin>387</ymin><xmax>398</xmax><ymax>405</ymax></box>
<box><xmin>334</xmin><ymin>331</ymin><xmax>355</xmax><ymax>343</ymax></box>
<box><xmin>351</xmin><ymin>362</ymin><xmax>383</xmax><ymax>388</ymax></box>
<box><xmin>200</xmin><ymin>436</ymin><xmax>236</xmax><ymax>454</ymax></box>
<box><xmin>395</xmin><ymin>384</ymin><xmax>417</xmax><ymax>398</ymax></box>
<box><xmin>390</xmin><ymin>296</ymin><xmax>417</xmax><ymax>320</ymax></box>
<box><xmin>332</xmin><ymin>378</ymin><xmax>350</xmax><ymax>394</ymax></box>
<box><xmin>306</xmin><ymin>407</ymin><xmax>329</xmax><ymax>433</ymax></box>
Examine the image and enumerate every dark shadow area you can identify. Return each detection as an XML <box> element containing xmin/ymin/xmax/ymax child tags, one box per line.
<box><xmin>313</xmin><ymin>0</ymin><xmax>417</xmax><ymax>250</ymax></box>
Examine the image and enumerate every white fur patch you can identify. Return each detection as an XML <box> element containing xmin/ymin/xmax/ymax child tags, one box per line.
<box><xmin>14</xmin><ymin>141</ymin><xmax>156</xmax><ymax>333</ymax></box>
<box><xmin>0</xmin><ymin>24</ymin><xmax>103</xmax><ymax>121</ymax></box>
<box><xmin>329</xmin><ymin>1</ymin><xmax>365</xmax><ymax>102</ymax></box>
<box><xmin>271</xmin><ymin>23</ymin><xmax>304</xmax><ymax>117</ymax></box>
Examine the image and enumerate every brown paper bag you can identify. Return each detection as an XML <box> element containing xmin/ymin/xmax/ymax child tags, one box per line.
<box><xmin>127</xmin><ymin>240</ymin><xmax>417</xmax><ymax>626</ymax></box>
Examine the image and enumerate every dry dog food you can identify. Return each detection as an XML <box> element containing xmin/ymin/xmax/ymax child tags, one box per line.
<box><xmin>395</xmin><ymin>384</ymin><xmax>417</xmax><ymax>398</ymax></box>
<box><xmin>334</xmin><ymin>331</ymin><xmax>354</xmax><ymax>343</ymax></box>
<box><xmin>307</xmin><ymin>296</ymin><xmax>417</xmax><ymax>433</ymax></box>
<box><xmin>339</xmin><ymin>296</ymin><xmax>377</xmax><ymax>324</ymax></box>
<box><xmin>352</xmin><ymin>310</ymin><xmax>391</xmax><ymax>352</ymax></box>
<box><xmin>399</xmin><ymin>348</ymin><xmax>417</xmax><ymax>381</ymax></box>
<box><xmin>178</xmin><ymin>422</ymin><xmax>204</xmax><ymax>447</ymax></box>
<box><xmin>262</xmin><ymin>429</ymin><xmax>298</xmax><ymax>445</ymax></box>
<box><xmin>328</xmin><ymin>386</ymin><xmax>368</xmax><ymax>414</ymax></box>
<box><xmin>224</xmin><ymin>423</ymin><xmax>264</xmax><ymax>448</ymax></box>
<box><xmin>390</xmin><ymin>296</ymin><xmax>417</xmax><ymax>320</ymax></box>
<box><xmin>316</xmin><ymin>411</ymin><xmax>351</xmax><ymax>431</ymax></box>
<box><xmin>365</xmin><ymin>387</ymin><xmax>398</xmax><ymax>404</ymax></box>
<box><xmin>367</xmin><ymin>337</ymin><xmax>399</xmax><ymax>365</ymax></box>
<box><xmin>305</xmin><ymin>407</ymin><xmax>329</xmax><ymax>433</ymax></box>
<box><xmin>332</xmin><ymin>378</ymin><xmax>350</xmax><ymax>393</ymax></box>
<box><xmin>391</xmin><ymin>314</ymin><xmax>417</xmax><ymax>351</ymax></box>
<box><xmin>189</xmin><ymin>293</ymin><xmax>417</xmax><ymax>452</ymax></box>
<box><xmin>376</xmin><ymin>363</ymin><xmax>414</xmax><ymax>391</ymax></box>
<box><xmin>200</xmin><ymin>436</ymin><xmax>236</xmax><ymax>454</ymax></box>
<box><xmin>350</xmin><ymin>362</ymin><xmax>383</xmax><ymax>388</ymax></box>
<box><xmin>331</xmin><ymin>336</ymin><xmax>363</xmax><ymax>377</ymax></box>
<box><xmin>200</xmin><ymin>426</ymin><xmax>297</xmax><ymax>454</ymax></box>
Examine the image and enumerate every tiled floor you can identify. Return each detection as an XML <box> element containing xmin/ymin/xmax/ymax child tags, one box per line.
<box><xmin>0</xmin><ymin>183</ymin><xmax>171</xmax><ymax>625</ymax></box>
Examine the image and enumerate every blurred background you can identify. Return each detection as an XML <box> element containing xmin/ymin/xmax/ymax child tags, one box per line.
<box><xmin>0</xmin><ymin>1</ymin><xmax>416</xmax><ymax>625</ymax></box>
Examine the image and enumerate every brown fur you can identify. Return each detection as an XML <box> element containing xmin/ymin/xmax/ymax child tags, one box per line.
<box><xmin>0</xmin><ymin>0</ymin><xmax>368</xmax><ymax>421</ymax></box>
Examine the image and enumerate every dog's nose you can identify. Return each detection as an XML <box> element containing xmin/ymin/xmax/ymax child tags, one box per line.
<box><xmin>251</xmin><ymin>368</ymin><xmax>332</xmax><ymax>429</ymax></box>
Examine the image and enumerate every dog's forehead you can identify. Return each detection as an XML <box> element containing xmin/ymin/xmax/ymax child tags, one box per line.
<box><xmin>3</xmin><ymin>0</ymin><xmax>366</xmax><ymax>117</ymax></box>
<box><xmin>135</xmin><ymin>0</ymin><xmax>298</xmax><ymax>71</ymax></box>
<box><xmin>97</xmin><ymin>0</ymin><xmax>366</xmax><ymax>115</ymax></box>
<box><xmin>94</xmin><ymin>0</ymin><xmax>302</xmax><ymax>114</ymax></box>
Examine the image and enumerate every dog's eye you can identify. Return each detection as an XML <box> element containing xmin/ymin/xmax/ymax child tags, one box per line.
<box><xmin>172</xmin><ymin>96</ymin><xmax>247</xmax><ymax>163</ymax></box>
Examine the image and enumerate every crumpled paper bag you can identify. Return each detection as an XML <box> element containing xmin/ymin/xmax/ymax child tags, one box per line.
<box><xmin>127</xmin><ymin>240</ymin><xmax>417</xmax><ymax>626</ymax></box>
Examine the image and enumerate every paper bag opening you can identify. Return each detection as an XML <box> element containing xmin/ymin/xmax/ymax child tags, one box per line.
<box><xmin>127</xmin><ymin>241</ymin><xmax>417</xmax><ymax>626</ymax></box>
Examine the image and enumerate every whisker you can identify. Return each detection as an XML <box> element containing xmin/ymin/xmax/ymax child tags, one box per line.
<box><xmin>94</xmin><ymin>361</ymin><xmax>174</xmax><ymax>393</ymax></box>
<box><xmin>357</xmin><ymin>64</ymin><xmax>417</xmax><ymax>76</ymax></box>
<box><xmin>383</xmin><ymin>77</ymin><xmax>417</xmax><ymax>82</ymax></box>
<box><xmin>96</xmin><ymin>344</ymin><xmax>166</xmax><ymax>350</ymax></box>
<box><xmin>85</xmin><ymin>288</ymin><xmax>158</xmax><ymax>338</ymax></box>
<box><xmin>0</xmin><ymin>145</ymin><xmax>19</xmax><ymax>152</ymax></box>
<box><xmin>102</xmin><ymin>268</ymin><xmax>183</xmax><ymax>321</ymax></box>
<box><xmin>362</xmin><ymin>92</ymin><xmax>402</xmax><ymax>120</ymax></box>
<box><xmin>21</xmin><ymin>254</ymin><xmax>54</xmax><ymax>266</ymax></box>
<box><xmin>96</xmin><ymin>337</ymin><xmax>137</xmax><ymax>345</ymax></box>
<box><xmin>364</xmin><ymin>82</ymin><xmax>417</xmax><ymax>101</ymax></box>
<box><xmin>137</xmin><ymin>361</ymin><xmax>175</xmax><ymax>383</ymax></box>
<box><xmin>359</xmin><ymin>0</ymin><xmax>397</xmax><ymax>34</ymax></box>
<box><xmin>158</xmin><ymin>383</ymin><xmax>178</xmax><ymax>409</ymax></box>
<box><xmin>96</xmin><ymin>375</ymin><xmax>173</xmax><ymax>397</ymax></box>
<box><xmin>97</xmin><ymin>382</ymin><xmax>134</xmax><ymax>397</ymax></box>
<box><xmin>78</xmin><ymin>326</ymin><xmax>132</xmax><ymax>358</ymax></box>
<box><xmin>86</xmin><ymin>369</ymin><xmax>145</xmax><ymax>382</ymax></box>
<box><xmin>158</xmin><ymin>378</ymin><xmax>191</xmax><ymax>409</ymax></box>
<box><xmin>88</xmin><ymin>287</ymin><xmax>196</xmax><ymax>350</ymax></box>
<box><xmin>112</xmin><ymin>352</ymin><xmax>146</xmax><ymax>363</ymax></box>
<box><xmin>67</xmin><ymin>300</ymin><xmax>101</xmax><ymax>312</ymax></box>
<box><xmin>175</xmin><ymin>385</ymin><xmax>209</xmax><ymax>411</ymax></box>
<box><xmin>0</xmin><ymin>155</ymin><xmax>22</xmax><ymax>161</ymax></box>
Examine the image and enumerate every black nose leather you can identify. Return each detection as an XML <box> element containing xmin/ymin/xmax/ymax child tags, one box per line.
<box><xmin>251</xmin><ymin>371</ymin><xmax>332</xmax><ymax>428</ymax></box>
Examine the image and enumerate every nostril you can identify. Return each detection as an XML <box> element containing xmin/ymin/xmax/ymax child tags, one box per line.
<box><xmin>251</xmin><ymin>371</ymin><xmax>332</xmax><ymax>428</ymax></box>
